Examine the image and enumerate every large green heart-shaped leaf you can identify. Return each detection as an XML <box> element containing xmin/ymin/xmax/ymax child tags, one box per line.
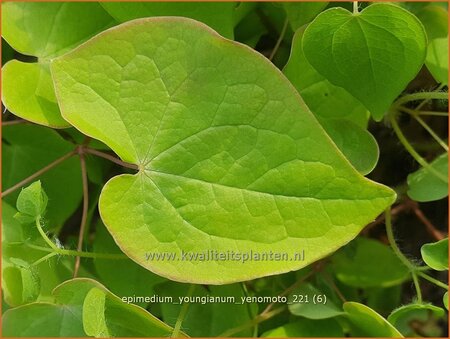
<box><xmin>51</xmin><ymin>17</ymin><xmax>395</xmax><ymax>284</ymax></box>
<box><xmin>303</xmin><ymin>3</ymin><xmax>427</xmax><ymax>120</ymax></box>
<box><xmin>1</xmin><ymin>2</ymin><xmax>115</xmax><ymax>127</ymax></box>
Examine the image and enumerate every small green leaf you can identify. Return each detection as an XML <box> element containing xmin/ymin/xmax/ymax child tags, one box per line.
<box><xmin>101</xmin><ymin>2</ymin><xmax>236</xmax><ymax>39</ymax></box>
<box><xmin>426</xmin><ymin>37</ymin><xmax>449</xmax><ymax>85</ymax></box>
<box><xmin>303</xmin><ymin>3</ymin><xmax>427</xmax><ymax>120</ymax></box>
<box><xmin>421</xmin><ymin>238</ymin><xmax>448</xmax><ymax>271</ymax></box>
<box><xmin>344</xmin><ymin>302</ymin><xmax>403</xmax><ymax>337</ymax></box>
<box><xmin>15</xmin><ymin>181</ymin><xmax>48</xmax><ymax>220</ymax></box>
<box><xmin>2</xmin><ymin>61</ymin><xmax>69</xmax><ymax>128</ymax></box>
<box><xmin>2</xmin><ymin>202</ymin><xmax>73</xmax><ymax>307</ymax></box>
<box><xmin>282</xmin><ymin>2</ymin><xmax>328</xmax><ymax>30</ymax></box>
<box><xmin>51</xmin><ymin>17</ymin><xmax>395</xmax><ymax>284</ymax></box>
<box><xmin>83</xmin><ymin>288</ymin><xmax>110</xmax><ymax>338</ymax></box>
<box><xmin>2</xmin><ymin>264</ymin><xmax>40</xmax><ymax>307</ymax></box>
<box><xmin>3</xmin><ymin>124</ymin><xmax>82</xmax><ymax>230</ymax></box>
<box><xmin>388</xmin><ymin>303</ymin><xmax>446</xmax><ymax>337</ymax></box>
<box><xmin>288</xmin><ymin>283</ymin><xmax>343</xmax><ymax>319</ymax></box>
<box><xmin>262</xmin><ymin>318</ymin><xmax>344</xmax><ymax>337</ymax></box>
<box><xmin>444</xmin><ymin>292</ymin><xmax>448</xmax><ymax>310</ymax></box>
<box><xmin>408</xmin><ymin>153</ymin><xmax>448</xmax><ymax>202</ymax></box>
<box><xmin>331</xmin><ymin>237</ymin><xmax>410</xmax><ymax>288</ymax></box>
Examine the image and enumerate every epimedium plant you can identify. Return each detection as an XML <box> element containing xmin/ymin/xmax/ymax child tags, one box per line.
<box><xmin>1</xmin><ymin>1</ymin><xmax>448</xmax><ymax>338</ymax></box>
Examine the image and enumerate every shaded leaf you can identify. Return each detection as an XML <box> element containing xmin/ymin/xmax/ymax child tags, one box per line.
<box><xmin>284</xmin><ymin>28</ymin><xmax>378</xmax><ymax>174</ymax></box>
<box><xmin>421</xmin><ymin>238</ymin><xmax>448</xmax><ymax>271</ymax></box>
<box><xmin>288</xmin><ymin>283</ymin><xmax>343</xmax><ymax>319</ymax></box>
<box><xmin>283</xmin><ymin>2</ymin><xmax>328</xmax><ymax>30</ymax></box>
<box><xmin>408</xmin><ymin>152</ymin><xmax>448</xmax><ymax>202</ymax></box>
<box><xmin>426</xmin><ymin>37</ymin><xmax>449</xmax><ymax>85</ymax></box>
<box><xmin>303</xmin><ymin>3</ymin><xmax>427</xmax><ymax>120</ymax></box>
<box><xmin>388</xmin><ymin>303</ymin><xmax>445</xmax><ymax>337</ymax></box>
<box><xmin>344</xmin><ymin>302</ymin><xmax>403</xmax><ymax>337</ymax></box>
<box><xmin>331</xmin><ymin>237</ymin><xmax>410</xmax><ymax>288</ymax></box>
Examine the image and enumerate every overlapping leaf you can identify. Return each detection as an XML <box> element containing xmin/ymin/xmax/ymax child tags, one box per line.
<box><xmin>1</xmin><ymin>2</ymin><xmax>115</xmax><ymax>127</ymax></box>
<box><xmin>303</xmin><ymin>3</ymin><xmax>427</xmax><ymax>120</ymax></box>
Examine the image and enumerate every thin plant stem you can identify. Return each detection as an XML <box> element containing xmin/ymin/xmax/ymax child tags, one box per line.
<box><xmin>269</xmin><ymin>18</ymin><xmax>288</xmax><ymax>61</ymax></box>
<box><xmin>412</xmin><ymin>272</ymin><xmax>423</xmax><ymax>303</ymax></box>
<box><xmin>31</xmin><ymin>252</ymin><xmax>58</xmax><ymax>267</ymax></box>
<box><xmin>413</xmin><ymin>115</ymin><xmax>448</xmax><ymax>151</ymax></box>
<box><xmin>2</xmin><ymin>119</ymin><xmax>28</xmax><ymax>126</ymax></box>
<box><xmin>353</xmin><ymin>1</ymin><xmax>359</xmax><ymax>14</ymax></box>
<box><xmin>171</xmin><ymin>284</ymin><xmax>196</xmax><ymax>338</ymax></box>
<box><xmin>26</xmin><ymin>242</ymin><xmax>127</xmax><ymax>260</ymax></box>
<box><xmin>218</xmin><ymin>307</ymin><xmax>286</xmax><ymax>337</ymax></box>
<box><xmin>74</xmin><ymin>153</ymin><xmax>89</xmax><ymax>278</ymax></box>
<box><xmin>415</xmin><ymin>83</ymin><xmax>447</xmax><ymax>110</ymax></box>
<box><xmin>2</xmin><ymin>150</ymin><xmax>77</xmax><ymax>197</ymax></box>
<box><xmin>399</xmin><ymin>106</ymin><xmax>449</xmax><ymax>118</ymax></box>
<box><xmin>84</xmin><ymin>147</ymin><xmax>138</xmax><ymax>170</ymax></box>
<box><xmin>417</xmin><ymin>272</ymin><xmax>449</xmax><ymax>290</ymax></box>
<box><xmin>389</xmin><ymin>113</ymin><xmax>448</xmax><ymax>182</ymax></box>
<box><xmin>394</xmin><ymin>92</ymin><xmax>448</xmax><ymax>107</ymax></box>
<box><xmin>35</xmin><ymin>218</ymin><xmax>59</xmax><ymax>251</ymax></box>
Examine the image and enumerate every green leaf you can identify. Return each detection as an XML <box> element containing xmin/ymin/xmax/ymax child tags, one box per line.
<box><xmin>2</xmin><ymin>264</ymin><xmax>40</xmax><ymax>307</ymax></box>
<box><xmin>331</xmin><ymin>237</ymin><xmax>410</xmax><ymax>288</ymax></box>
<box><xmin>2</xmin><ymin>303</ymin><xmax>87</xmax><ymax>337</ymax></box>
<box><xmin>80</xmin><ymin>284</ymin><xmax>176</xmax><ymax>338</ymax></box>
<box><xmin>83</xmin><ymin>288</ymin><xmax>110</xmax><ymax>338</ymax></box>
<box><xmin>426</xmin><ymin>37</ymin><xmax>449</xmax><ymax>85</ymax></box>
<box><xmin>2</xmin><ymin>278</ymin><xmax>177</xmax><ymax>337</ymax></box>
<box><xmin>1</xmin><ymin>2</ymin><xmax>115</xmax><ymax>127</ymax></box>
<box><xmin>408</xmin><ymin>153</ymin><xmax>448</xmax><ymax>202</ymax></box>
<box><xmin>2</xmin><ymin>202</ymin><xmax>72</xmax><ymax>307</ymax></box>
<box><xmin>284</xmin><ymin>28</ymin><xmax>378</xmax><ymax>175</ymax></box>
<box><xmin>288</xmin><ymin>283</ymin><xmax>343</xmax><ymax>319</ymax></box>
<box><xmin>421</xmin><ymin>238</ymin><xmax>448</xmax><ymax>271</ymax></box>
<box><xmin>101</xmin><ymin>2</ymin><xmax>236</xmax><ymax>39</ymax></box>
<box><xmin>261</xmin><ymin>318</ymin><xmax>344</xmax><ymax>337</ymax></box>
<box><xmin>388</xmin><ymin>303</ymin><xmax>446</xmax><ymax>337</ymax></box>
<box><xmin>283</xmin><ymin>2</ymin><xmax>328</xmax><ymax>30</ymax></box>
<box><xmin>444</xmin><ymin>292</ymin><xmax>448</xmax><ymax>310</ymax></box>
<box><xmin>93</xmin><ymin>221</ymin><xmax>166</xmax><ymax>307</ymax></box>
<box><xmin>51</xmin><ymin>17</ymin><xmax>396</xmax><ymax>284</ymax></box>
<box><xmin>365</xmin><ymin>285</ymin><xmax>402</xmax><ymax>317</ymax></box>
<box><xmin>15</xmin><ymin>181</ymin><xmax>48</xmax><ymax>220</ymax></box>
<box><xmin>3</xmin><ymin>124</ymin><xmax>82</xmax><ymax>230</ymax></box>
<box><xmin>156</xmin><ymin>282</ymin><xmax>255</xmax><ymax>337</ymax></box>
<box><xmin>415</xmin><ymin>5</ymin><xmax>448</xmax><ymax>40</ymax></box>
<box><xmin>2</xmin><ymin>61</ymin><xmax>69</xmax><ymax>128</ymax></box>
<box><xmin>1</xmin><ymin>2</ymin><xmax>115</xmax><ymax>58</ymax></box>
<box><xmin>303</xmin><ymin>3</ymin><xmax>427</xmax><ymax>120</ymax></box>
<box><xmin>344</xmin><ymin>302</ymin><xmax>403</xmax><ymax>337</ymax></box>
